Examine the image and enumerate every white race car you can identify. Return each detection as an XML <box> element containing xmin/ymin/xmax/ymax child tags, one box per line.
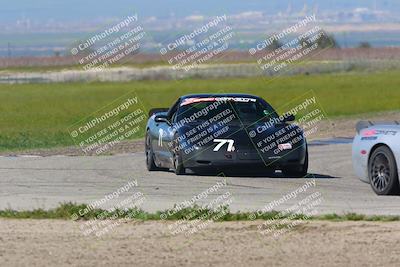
<box><xmin>352</xmin><ymin>121</ymin><xmax>400</xmax><ymax>195</ymax></box>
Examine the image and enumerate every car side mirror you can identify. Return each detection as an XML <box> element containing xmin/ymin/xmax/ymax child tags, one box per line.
<box><xmin>283</xmin><ymin>114</ymin><xmax>295</xmax><ymax>122</ymax></box>
<box><xmin>155</xmin><ymin>114</ymin><xmax>170</xmax><ymax>124</ymax></box>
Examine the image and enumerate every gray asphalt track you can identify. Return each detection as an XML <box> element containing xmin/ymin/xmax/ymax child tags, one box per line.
<box><xmin>1</xmin><ymin>143</ymin><xmax>399</xmax><ymax>215</ymax></box>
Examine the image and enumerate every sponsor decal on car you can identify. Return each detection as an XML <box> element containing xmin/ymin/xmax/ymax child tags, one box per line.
<box><xmin>376</xmin><ymin>130</ymin><xmax>397</xmax><ymax>136</ymax></box>
<box><xmin>362</xmin><ymin>129</ymin><xmax>377</xmax><ymax>136</ymax></box>
<box><xmin>362</xmin><ymin>129</ymin><xmax>397</xmax><ymax>137</ymax></box>
<box><xmin>278</xmin><ymin>143</ymin><xmax>293</xmax><ymax>150</ymax></box>
<box><xmin>181</xmin><ymin>97</ymin><xmax>257</xmax><ymax>106</ymax></box>
<box><xmin>361</xmin><ymin>136</ymin><xmax>378</xmax><ymax>141</ymax></box>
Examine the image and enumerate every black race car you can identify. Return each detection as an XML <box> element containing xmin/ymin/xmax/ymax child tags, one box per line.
<box><xmin>145</xmin><ymin>94</ymin><xmax>308</xmax><ymax>176</ymax></box>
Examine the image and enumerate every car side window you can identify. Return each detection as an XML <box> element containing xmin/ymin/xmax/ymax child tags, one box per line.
<box><xmin>168</xmin><ymin>99</ymin><xmax>180</xmax><ymax>123</ymax></box>
<box><xmin>171</xmin><ymin>110</ymin><xmax>178</xmax><ymax>123</ymax></box>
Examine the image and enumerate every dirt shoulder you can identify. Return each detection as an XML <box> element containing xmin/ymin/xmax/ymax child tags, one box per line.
<box><xmin>1</xmin><ymin>111</ymin><xmax>399</xmax><ymax>157</ymax></box>
<box><xmin>314</xmin><ymin>111</ymin><xmax>400</xmax><ymax>139</ymax></box>
<box><xmin>1</xmin><ymin>219</ymin><xmax>399</xmax><ymax>267</ymax></box>
<box><xmin>0</xmin><ymin>138</ymin><xmax>145</xmax><ymax>157</ymax></box>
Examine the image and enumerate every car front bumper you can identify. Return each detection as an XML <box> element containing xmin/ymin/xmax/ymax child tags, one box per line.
<box><xmin>181</xmin><ymin>143</ymin><xmax>307</xmax><ymax>171</ymax></box>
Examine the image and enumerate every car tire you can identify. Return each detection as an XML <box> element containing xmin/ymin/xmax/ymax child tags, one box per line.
<box><xmin>145</xmin><ymin>131</ymin><xmax>161</xmax><ymax>171</ymax></box>
<box><xmin>173</xmin><ymin>136</ymin><xmax>185</xmax><ymax>175</ymax></box>
<box><xmin>368</xmin><ymin>146</ymin><xmax>399</xmax><ymax>195</ymax></box>
<box><xmin>283</xmin><ymin>148</ymin><xmax>308</xmax><ymax>178</ymax></box>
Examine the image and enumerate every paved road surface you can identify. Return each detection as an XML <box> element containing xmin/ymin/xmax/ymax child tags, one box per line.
<box><xmin>1</xmin><ymin>143</ymin><xmax>399</xmax><ymax>215</ymax></box>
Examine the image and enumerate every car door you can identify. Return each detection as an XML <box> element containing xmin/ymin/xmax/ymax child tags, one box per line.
<box><xmin>154</xmin><ymin>99</ymin><xmax>180</xmax><ymax>167</ymax></box>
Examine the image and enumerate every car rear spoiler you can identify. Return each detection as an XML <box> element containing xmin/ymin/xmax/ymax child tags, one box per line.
<box><xmin>356</xmin><ymin>120</ymin><xmax>400</xmax><ymax>133</ymax></box>
<box><xmin>148</xmin><ymin>108</ymin><xmax>169</xmax><ymax>118</ymax></box>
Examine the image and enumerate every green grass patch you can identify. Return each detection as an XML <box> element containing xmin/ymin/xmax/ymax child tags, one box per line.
<box><xmin>0</xmin><ymin>70</ymin><xmax>399</xmax><ymax>152</ymax></box>
<box><xmin>0</xmin><ymin>202</ymin><xmax>399</xmax><ymax>222</ymax></box>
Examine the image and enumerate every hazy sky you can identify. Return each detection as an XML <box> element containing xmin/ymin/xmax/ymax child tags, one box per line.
<box><xmin>1</xmin><ymin>0</ymin><xmax>399</xmax><ymax>22</ymax></box>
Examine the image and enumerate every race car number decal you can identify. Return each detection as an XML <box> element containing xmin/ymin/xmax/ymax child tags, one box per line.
<box><xmin>213</xmin><ymin>139</ymin><xmax>235</xmax><ymax>152</ymax></box>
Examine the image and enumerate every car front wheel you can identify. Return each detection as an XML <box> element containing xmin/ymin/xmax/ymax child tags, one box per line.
<box><xmin>145</xmin><ymin>131</ymin><xmax>161</xmax><ymax>171</ymax></box>
<box><xmin>282</xmin><ymin>149</ymin><xmax>308</xmax><ymax>178</ymax></box>
<box><xmin>173</xmin><ymin>135</ymin><xmax>185</xmax><ymax>175</ymax></box>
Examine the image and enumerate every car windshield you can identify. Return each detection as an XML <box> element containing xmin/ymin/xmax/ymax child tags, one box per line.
<box><xmin>176</xmin><ymin>98</ymin><xmax>278</xmax><ymax>124</ymax></box>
